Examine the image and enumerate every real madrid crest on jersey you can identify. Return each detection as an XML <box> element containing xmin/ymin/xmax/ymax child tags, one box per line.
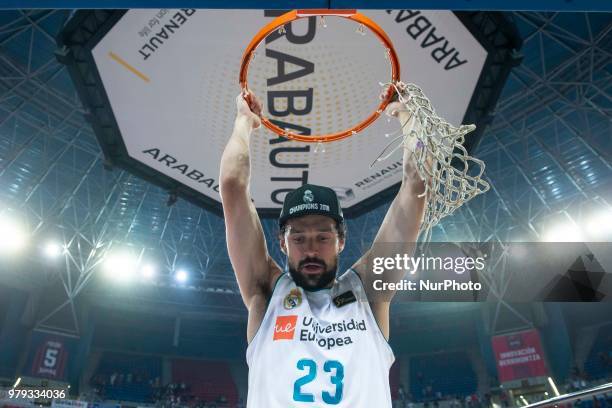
<box><xmin>283</xmin><ymin>288</ymin><xmax>302</xmax><ymax>310</ymax></box>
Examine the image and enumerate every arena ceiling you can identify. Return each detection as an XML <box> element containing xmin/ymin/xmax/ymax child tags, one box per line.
<box><xmin>0</xmin><ymin>4</ymin><xmax>610</xmax><ymax>336</ymax></box>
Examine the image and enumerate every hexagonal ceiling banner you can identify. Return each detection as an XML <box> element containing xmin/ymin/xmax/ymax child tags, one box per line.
<box><xmin>58</xmin><ymin>9</ymin><xmax>519</xmax><ymax>217</ymax></box>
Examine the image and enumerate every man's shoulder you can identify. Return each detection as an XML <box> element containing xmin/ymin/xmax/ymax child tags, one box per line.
<box><xmin>339</xmin><ymin>266</ymin><xmax>360</xmax><ymax>277</ymax></box>
<box><xmin>335</xmin><ymin>268</ymin><xmax>369</xmax><ymax>299</ymax></box>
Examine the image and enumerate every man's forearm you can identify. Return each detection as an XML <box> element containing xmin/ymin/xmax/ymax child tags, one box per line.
<box><xmin>397</xmin><ymin>110</ymin><xmax>426</xmax><ymax>195</ymax></box>
<box><xmin>401</xmin><ymin>145</ymin><xmax>425</xmax><ymax>193</ymax></box>
<box><xmin>220</xmin><ymin>116</ymin><xmax>254</xmax><ymax>189</ymax></box>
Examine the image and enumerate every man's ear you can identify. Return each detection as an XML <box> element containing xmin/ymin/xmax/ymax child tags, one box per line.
<box><xmin>279</xmin><ymin>234</ymin><xmax>287</xmax><ymax>255</ymax></box>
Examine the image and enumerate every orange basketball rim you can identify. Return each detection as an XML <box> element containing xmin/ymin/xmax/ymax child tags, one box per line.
<box><xmin>239</xmin><ymin>9</ymin><xmax>401</xmax><ymax>143</ymax></box>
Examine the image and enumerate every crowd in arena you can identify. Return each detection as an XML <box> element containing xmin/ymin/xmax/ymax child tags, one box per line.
<box><xmin>390</xmin><ymin>368</ymin><xmax>611</xmax><ymax>408</ymax></box>
<box><xmin>393</xmin><ymin>384</ymin><xmax>494</xmax><ymax>408</ymax></box>
<box><xmin>82</xmin><ymin>348</ymin><xmax>610</xmax><ymax>408</ymax></box>
<box><xmin>89</xmin><ymin>372</ymin><xmax>244</xmax><ymax>408</ymax></box>
<box><xmin>150</xmin><ymin>381</ymin><xmax>243</xmax><ymax>408</ymax></box>
<box><xmin>77</xmin><ymin>325</ymin><xmax>611</xmax><ymax>408</ymax></box>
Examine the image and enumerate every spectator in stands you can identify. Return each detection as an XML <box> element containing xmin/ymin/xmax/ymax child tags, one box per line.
<box><xmin>470</xmin><ymin>393</ymin><xmax>480</xmax><ymax>408</ymax></box>
<box><xmin>398</xmin><ymin>384</ymin><xmax>406</xmax><ymax>402</ymax></box>
<box><xmin>484</xmin><ymin>393</ymin><xmax>491</xmax><ymax>407</ymax></box>
<box><xmin>500</xmin><ymin>391</ymin><xmax>509</xmax><ymax>407</ymax></box>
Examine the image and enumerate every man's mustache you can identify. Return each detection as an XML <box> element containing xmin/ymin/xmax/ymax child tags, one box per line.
<box><xmin>299</xmin><ymin>258</ymin><xmax>326</xmax><ymax>268</ymax></box>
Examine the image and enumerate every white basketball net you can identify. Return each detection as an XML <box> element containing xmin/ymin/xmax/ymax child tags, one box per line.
<box><xmin>373</xmin><ymin>81</ymin><xmax>491</xmax><ymax>241</ymax></box>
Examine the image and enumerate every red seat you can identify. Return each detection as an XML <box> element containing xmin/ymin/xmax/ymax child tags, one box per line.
<box><xmin>171</xmin><ymin>359</ymin><xmax>238</xmax><ymax>405</ymax></box>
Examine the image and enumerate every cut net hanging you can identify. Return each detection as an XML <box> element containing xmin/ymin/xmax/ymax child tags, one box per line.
<box><xmin>373</xmin><ymin>81</ymin><xmax>491</xmax><ymax>242</ymax></box>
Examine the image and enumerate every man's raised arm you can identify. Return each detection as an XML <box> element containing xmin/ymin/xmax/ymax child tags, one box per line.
<box><xmin>352</xmin><ymin>102</ymin><xmax>427</xmax><ymax>337</ymax></box>
<box><xmin>220</xmin><ymin>93</ymin><xmax>281</xmax><ymax>311</ymax></box>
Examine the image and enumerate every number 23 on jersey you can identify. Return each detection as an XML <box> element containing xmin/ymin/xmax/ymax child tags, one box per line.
<box><xmin>293</xmin><ymin>359</ymin><xmax>344</xmax><ymax>405</ymax></box>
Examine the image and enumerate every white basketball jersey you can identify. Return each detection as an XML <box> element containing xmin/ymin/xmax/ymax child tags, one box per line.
<box><xmin>246</xmin><ymin>269</ymin><xmax>394</xmax><ymax>407</ymax></box>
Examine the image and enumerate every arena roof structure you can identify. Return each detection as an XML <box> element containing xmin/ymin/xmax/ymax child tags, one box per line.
<box><xmin>56</xmin><ymin>9</ymin><xmax>519</xmax><ymax>217</ymax></box>
<box><xmin>0</xmin><ymin>3</ymin><xmax>610</xmax><ymax>338</ymax></box>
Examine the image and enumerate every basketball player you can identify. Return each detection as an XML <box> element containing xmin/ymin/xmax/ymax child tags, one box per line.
<box><xmin>219</xmin><ymin>91</ymin><xmax>426</xmax><ymax>407</ymax></box>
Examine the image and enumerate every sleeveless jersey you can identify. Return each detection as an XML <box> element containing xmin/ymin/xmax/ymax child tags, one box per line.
<box><xmin>246</xmin><ymin>269</ymin><xmax>394</xmax><ymax>407</ymax></box>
